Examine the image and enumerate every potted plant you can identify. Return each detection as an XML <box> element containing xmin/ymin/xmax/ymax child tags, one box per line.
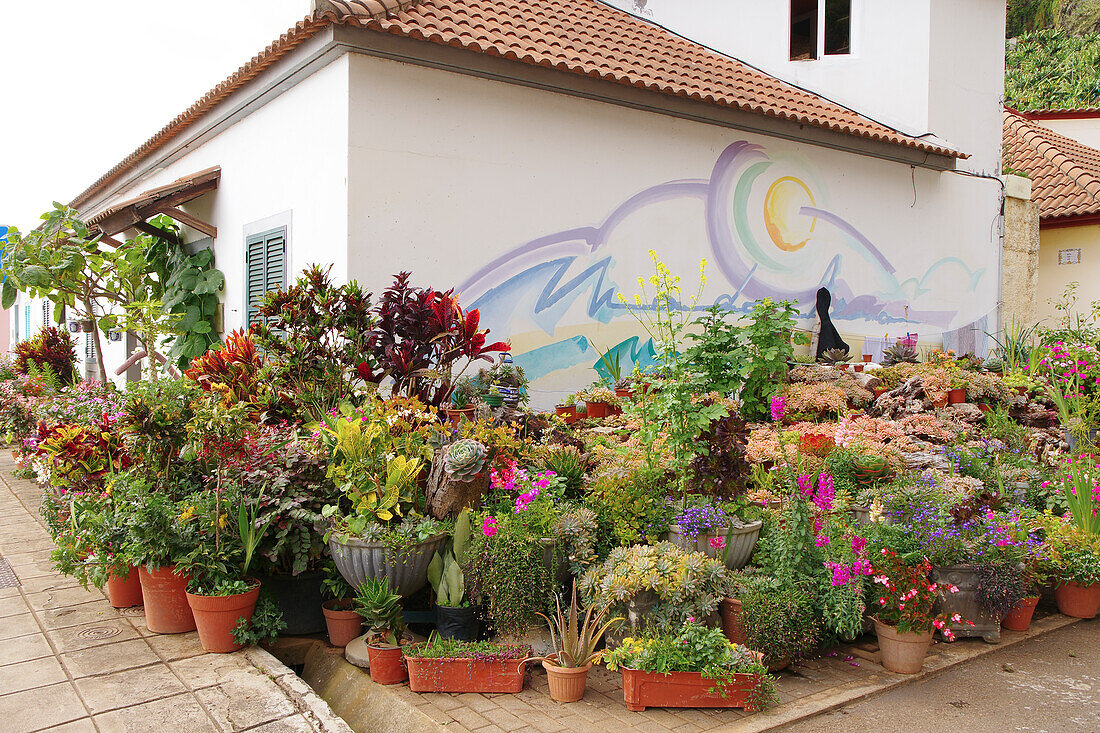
<box><xmin>444</xmin><ymin>378</ymin><xmax>478</xmax><ymax>426</ymax></box>
<box><xmin>554</xmin><ymin>393</ymin><xmax>578</xmax><ymax>422</ymax></box>
<box><xmin>603</xmin><ymin>619</ymin><xmax>772</xmax><ymax>712</ymax></box>
<box><xmin>356</xmin><ymin>577</ymin><xmax>411</xmax><ymax>685</ymax></box>
<box><xmin>722</xmin><ymin>574</ymin><xmax>820</xmax><ymax>672</ymax></box>
<box><xmin>947</xmin><ymin>374</ymin><xmax>967</xmax><ymax>404</ymax></box>
<box><xmin>851</xmin><ymin>454</ymin><xmax>891</xmax><ymax>487</ymax></box>
<box><xmin>321</xmin><ymin>563</ymin><xmax>363</xmax><ymax>647</ymax></box>
<box><xmin>1038</xmin><ymin>461</ymin><xmax>1100</xmax><ymax>618</ymax></box>
<box><xmin>664</xmin><ymin>498</ymin><xmax>763</xmax><ymax>571</ymax></box>
<box><xmin>427</xmin><ymin>509</ymin><xmax>479</xmax><ymax>640</ymax></box>
<box><xmin>870</xmin><ymin>550</ymin><xmax>964</xmax><ymax>674</ymax></box>
<box><xmin>317</xmin><ymin>402</ymin><xmax>449</xmax><ymax>596</ymax></box>
<box><xmin>533</xmin><ymin>585</ymin><xmax>622</xmax><ymax>702</ymax></box>
<box><xmin>581</xmin><ymin>386</ymin><xmax>619</xmax><ymax>419</ymax></box>
<box><xmin>179</xmin><ymin>489</ymin><xmax>275</xmax><ymax>654</ymax></box>
<box><xmin>483</xmin><ymin>385</ymin><xmax>504</xmax><ymax>408</ymax></box>
<box><xmin>404</xmin><ymin>635</ymin><xmax>531</xmax><ymax>693</ymax></box>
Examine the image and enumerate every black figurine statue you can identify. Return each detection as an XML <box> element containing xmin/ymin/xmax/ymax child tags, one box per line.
<box><xmin>815</xmin><ymin>287</ymin><xmax>849</xmax><ymax>359</ymax></box>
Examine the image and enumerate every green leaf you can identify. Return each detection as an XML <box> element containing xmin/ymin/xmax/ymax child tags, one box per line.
<box><xmin>20</xmin><ymin>265</ymin><xmax>50</xmax><ymax>287</ymax></box>
<box><xmin>193</xmin><ymin>270</ymin><xmax>224</xmax><ymax>295</ymax></box>
<box><xmin>192</xmin><ymin>321</ymin><xmax>212</xmax><ymax>334</ymax></box>
<box><xmin>1</xmin><ymin>280</ymin><xmax>16</xmax><ymax>309</ymax></box>
<box><xmin>190</xmin><ymin>248</ymin><xmax>214</xmax><ymax>267</ymax></box>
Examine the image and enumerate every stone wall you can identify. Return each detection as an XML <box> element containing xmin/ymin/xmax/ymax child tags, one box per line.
<box><xmin>1001</xmin><ymin>174</ymin><xmax>1040</xmax><ymax>328</ymax></box>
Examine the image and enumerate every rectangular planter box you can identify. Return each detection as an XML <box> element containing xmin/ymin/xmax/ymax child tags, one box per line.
<box><xmin>620</xmin><ymin>668</ymin><xmax>762</xmax><ymax>712</ymax></box>
<box><xmin>405</xmin><ymin>655</ymin><xmax>527</xmax><ymax>693</ymax></box>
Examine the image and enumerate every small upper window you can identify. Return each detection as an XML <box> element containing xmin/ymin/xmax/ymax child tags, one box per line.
<box><xmin>791</xmin><ymin>0</ymin><xmax>851</xmax><ymax>60</ymax></box>
<box><xmin>824</xmin><ymin>0</ymin><xmax>851</xmax><ymax>55</ymax></box>
<box><xmin>790</xmin><ymin>0</ymin><xmax>818</xmax><ymax>60</ymax></box>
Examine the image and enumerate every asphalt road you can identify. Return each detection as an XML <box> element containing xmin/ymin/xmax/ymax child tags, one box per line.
<box><xmin>781</xmin><ymin>619</ymin><xmax>1100</xmax><ymax>733</ymax></box>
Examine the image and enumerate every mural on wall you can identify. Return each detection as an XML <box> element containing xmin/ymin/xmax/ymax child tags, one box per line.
<box><xmin>459</xmin><ymin>141</ymin><xmax>991</xmax><ymax>388</ymax></box>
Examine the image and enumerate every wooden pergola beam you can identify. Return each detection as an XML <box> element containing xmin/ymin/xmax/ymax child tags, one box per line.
<box><xmin>134</xmin><ymin>221</ymin><xmax>181</xmax><ymax>245</ymax></box>
<box><xmin>156</xmin><ymin>205</ymin><xmax>217</xmax><ymax>238</ymax></box>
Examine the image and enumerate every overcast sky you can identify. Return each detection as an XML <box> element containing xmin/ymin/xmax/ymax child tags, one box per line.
<box><xmin>0</xmin><ymin>0</ymin><xmax>311</xmax><ymax>232</ymax></box>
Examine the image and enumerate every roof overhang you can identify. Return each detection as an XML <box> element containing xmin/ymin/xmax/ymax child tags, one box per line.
<box><xmin>1040</xmin><ymin>213</ymin><xmax>1100</xmax><ymax>230</ymax></box>
<box><xmin>86</xmin><ymin>166</ymin><xmax>220</xmax><ymax>241</ymax></box>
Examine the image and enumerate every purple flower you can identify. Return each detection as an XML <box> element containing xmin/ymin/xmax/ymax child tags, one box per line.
<box><xmin>770</xmin><ymin>395</ymin><xmax>786</xmax><ymax>422</ymax></box>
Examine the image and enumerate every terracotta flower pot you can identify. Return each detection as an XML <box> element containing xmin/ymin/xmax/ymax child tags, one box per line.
<box><xmin>872</xmin><ymin>387</ymin><xmax>887</xmax><ymax>398</ymax></box>
<box><xmin>1015</xmin><ymin>386</ymin><xmax>1027</xmax><ymax>397</ymax></box>
<box><xmin>322</xmin><ymin>599</ymin><xmax>363</xmax><ymax>647</ymax></box>
<box><xmin>619</xmin><ymin>667</ymin><xmax>762</xmax><ymax>712</ymax></box>
<box><xmin>862</xmin><ymin>354</ymin><xmax>873</xmax><ymax>362</ymax></box>
<box><xmin>543</xmin><ymin>657</ymin><xmax>592</xmax><ymax>702</ymax></box>
<box><xmin>1054</xmin><ymin>581</ymin><xmax>1100</xmax><ymax>619</ymax></box>
<box><xmin>405</xmin><ymin>650</ymin><xmax>527</xmax><ymax>693</ymax></box>
<box><xmin>854</xmin><ymin>364</ymin><xmax>864</xmax><ymax>373</ymax></box>
<box><xmin>1002</xmin><ymin>596</ymin><xmax>1040</xmax><ymax>631</ymax></box>
<box><xmin>186</xmin><ymin>582</ymin><xmax>261</xmax><ymax>653</ymax></box>
<box><xmin>106</xmin><ymin>566</ymin><xmax>143</xmax><ymax>609</ymax></box>
<box><xmin>367</xmin><ymin>644</ymin><xmax>408</xmax><ymax>685</ymax></box>
<box><xmin>138</xmin><ymin>565</ymin><xmax>196</xmax><ymax>634</ymax></box>
<box><xmin>931</xmin><ymin>395</ymin><xmax>949</xmax><ymax>408</ymax></box>
<box><xmin>615</xmin><ymin>387</ymin><xmax>634</xmax><ymax>399</ymax></box>
<box><xmin>719</xmin><ymin>598</ymin><xmax>747</xmax><ymax>645</ymax></box>
<box><xmin>873</xmin><ymin>618</ymin><xmax>933</xmax><ymax>674</ymax></box>
<box><xmin>947</xmin><ymin>388</ymin><xmax>966</xmax><ymax>404</ymax></box>
<box><xmin>554</xmin><ymin>405</ymin><xmax>576</xmax><ymax>421</ymax></box>
<box><xmin>585</xmin><ymin>401</ymin><xmax>610</xmax><ymax>419</ymax></box>
<box><xmin>443</xmin><ymin>407</ymin><xmax>475</xmax><ymax>427</ymax></box>
<box><xmin>977</xmin><ymin>403</ymin><xmax>992</xmax><ymax>413</ymax></box>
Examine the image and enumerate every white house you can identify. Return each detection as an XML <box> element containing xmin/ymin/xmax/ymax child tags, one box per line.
<box><xmin>13</xmin><ymin>0</ymin><xmax>1008</xmax><ymax>405</ymax></box>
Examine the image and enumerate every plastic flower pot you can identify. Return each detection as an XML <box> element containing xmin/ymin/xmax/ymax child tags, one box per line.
<box><xmin>1002</xmin><ymin>596</ymin><xmax>1040</xmax><ymax>631</ymax></box>
<box><xmin>322</xmin><ymin>599</ymin><xmax>363</xmax><ymax>647</ymax></box>
<box><xmin>138</xmin><ymin>565</ymin><xmax>196</xmax><ymax>634</ymax></box>
<box><xmin>585</xmin><ymin>401</ymin><xmax>610</xmax><ymax>419</ymax></box>
<box><xmin>543</xmin><ymin>656</ymin><xmax>592</xmax><ymax>703</ymax></box>
<box><xmin>1054</xmin><ymin>581</ymin><xmax>1100</xmax><ymax>619</ymax></box>
<box><xmin>186</xmin><ymin>581</ymin><xmax>261</xmax><ymax>654</ymax></box>
<box><xmin>554</xmin><ymin>405</ymin><xmax>576</xmax><ymax>421</ymax></box>
<box><xmin>405</xmin><ymin>652</ymin><xmax>527</xmax><ymax>693</ymax></box>
<box><xmin>614</xmin><ymin>387</ymin><xmax>634</xmax><ymax>399</ymax></box>
<box><xmin>106</xmin><ymin>566</ymin><xmax>143</xmax><ymax>609</ymax></box>
<box><xmin>435</xmin><ymin>605</ymin><xmax>480</xmax><ymax>641</ymax></box>
<box><xmin>367</xmin><ymin>644</ymin><xmax>408</xmax><ymax>685</ymax></box>
<box><xmin>619</xmin><ymin>668</ymin><xmax>763</xmax><ymax>712</ymax></box>
<box><xmin>947</xmin><ymin>388</ymin><xmax>966</xmax><ymax>404</ymax></box>
<box><xmin>719</xmin><ymin>598</ymin><xmax>747</xmax><ymax>645</ymax></box>
<box><xmin>258</xmin><ymin>570</ymin><xmax>325</xmax><ymax>635</ymax></box>
<box><xmin>872</xmin><ymin>617</ymin><xmax>933</xmax><ymax>674</ymax></box>
<box><xmin>862</xmin><ymin>354</ymin><xmax>873</xmax><ymax>362</ymax></box>
<box><xmin>483</xmin><ymin>393</ymin><xmax>504</xmax><ymax>408</ymax></box>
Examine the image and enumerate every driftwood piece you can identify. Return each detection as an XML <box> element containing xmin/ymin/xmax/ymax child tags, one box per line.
<box><xmin>425</xmin><ymin>442</ymin><xmax>490</xmax><ymax>519</ymax></box>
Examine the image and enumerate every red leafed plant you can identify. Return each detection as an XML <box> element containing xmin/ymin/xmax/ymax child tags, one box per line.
<box><xmin>360</xmin><ymin>273</ymin><xmax>509</xmax><ymax>406</ymax></box>
<box><xmin>870</xmin><ymin>549</ymin><xmax>968</xmax><ymax>639</ymax></box>
<box><xmin>14</xmin><ymin>326</ymin><xmax>77</xmax><ymax>385</ymax></box>
<box><xmin>184</xmin><ymin>330</ymin><xmax>274</xmax><ymax>418</ymax></box>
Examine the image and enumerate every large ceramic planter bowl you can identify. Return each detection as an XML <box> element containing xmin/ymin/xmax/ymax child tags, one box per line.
<box><xmin>619</xmin><ymin>668</ymin><xmax>762</xmax><ymax>712</ymax></box>
<box><xmin>328</xmin><ymin>533</ymin><xmax>448</xmax><ymax>597</ymax></box>
<box><xmin>873</xmin><ymin>618</ymin><xmax>933</xmax><ymax>674</ymax></box>
<box><xmin>931</xmin><ymin>564</ymin><xmax>1001</xmax><ymax>643</ymax></box>
<box><xmin>1054</xmin><ymin>581</ymin><xmax>1100</xmax><ymax>619</ymax></box>
<box><xmin>664</xmin><ymin>520</ymin><xmax>763</xmax><ymax>570</ymax></box>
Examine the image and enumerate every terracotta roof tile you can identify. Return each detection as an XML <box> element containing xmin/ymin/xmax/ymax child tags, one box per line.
<box><xmin>72</xmin><ymin>0</ymin><xmax>963</xmax><ymax>210</ymax></box>
<box><xmin>1003</xmin><ymin>108</ymin><xmax>1100</xmax><ymax>221</ymax></box>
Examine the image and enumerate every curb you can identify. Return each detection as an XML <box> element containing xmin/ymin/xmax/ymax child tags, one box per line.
<box><xmin>245</xmin><ymin>646</ymin><xmax>356</xmax><ymax>733</ymax></box>
<box><xmin>720</xmin><ymin>612</ymin><xmax>1081</xmax><ymax>732</ymax></box>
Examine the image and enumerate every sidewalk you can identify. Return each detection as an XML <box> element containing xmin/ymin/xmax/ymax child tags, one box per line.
<box><xmin>0</xmin><ymin>455</ymin><xmax>352</xmax><ymax>733</ymax></box>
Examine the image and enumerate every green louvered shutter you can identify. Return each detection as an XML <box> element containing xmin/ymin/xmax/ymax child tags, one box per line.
<box><xmin>245</xmin><ymin>227</ymin><xmax>286</xmax><ymax>327</ymax></box>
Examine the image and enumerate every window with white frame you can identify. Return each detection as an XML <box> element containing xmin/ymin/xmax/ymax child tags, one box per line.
<box><xmin>791</xmin><ymin>0</ymin><xmax>851</xmax><ymax>60</ymax></box>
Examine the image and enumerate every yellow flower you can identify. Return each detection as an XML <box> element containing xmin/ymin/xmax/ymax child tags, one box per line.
<box><xmin>634</xmin><ymin>294</ymin><xmax>642</xmax><ymax>305</ymax></box>
<box><xmin>178</xmin><ymin>506</ymin><xmax>196</xmax><ymax>524</ymax></box>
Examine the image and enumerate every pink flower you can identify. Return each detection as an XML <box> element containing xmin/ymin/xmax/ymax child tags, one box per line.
<box><xmin>481</xmin><ymin>516</ymin><xmax>498</xmax><ymax>538</ymax></box>
<box><xmin>687</xmin><ymin>616</ymin><xmax>695</xmax><ymax>623</ymax></box>
<box><xmin>814</xmin><ymin>535</ymin><xmax>830</xmax><ymax>547</ymax></box>
<box><xmin>851</xmin><ymin>536</ymin><xmax>867</xmax><ymax>555</ymax></box>
<box><xmin>797</xmin><ymin>474</ymin><xmax>814</xmax><ymax>498</ymax></box>
<box><xmin>770</xmin><ymin>396</ymin><xmax>786</xmax><ymax>422</ymax></box>
<box><xmin>709</xmin><ymin>536</ymin><xmax>726</xmax><ymax>550</ymax></box>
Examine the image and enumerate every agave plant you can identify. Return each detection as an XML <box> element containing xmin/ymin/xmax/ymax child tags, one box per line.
<box><xmin>355</xmin><ymin>577</ymin><xmax>406</xmax><ymax>645</ymax></box>
<box><xmin>427</xmin><ymin>509</ymin><xmax>472</xmax><ymax>608</ymax></box>
<box><xmin>443</xmin><ymin>439</ymin><xmax>487</xmax><ymax>480</ymax></box>
<box><xmin>536</xmin><ymin>583</ymin><xmax>623</xmax><ymax>669</ymax></box>
<box><xmin>819</xmin><ymin>348</ymin><xmax>851</xmax><ymax>365</ymax></box>
<box><xmin>882</xmin><ymin>341</ymin><xmax>919</xmax><ymax>366</ymax></box>
<box><xmin>851</xmin><ymin>454</ymin><xmax>891</xmax><ymax>486</ymax></box>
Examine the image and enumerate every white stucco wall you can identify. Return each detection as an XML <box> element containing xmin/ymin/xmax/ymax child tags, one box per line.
<box><xmin>604</xmin><ymin>0</ymin><xmax>1005</xmax><ymax>174</ymax></box>
<box><xmin>346</xmin><ymin>54</ymin><xmax>1001</xmax><ymax>407</ymax></box>
<box><xmin>1031</xmin><ymin>117</ymin><xmax>1100</xmax><ymax>152</ymax></box>
<box><xmin>73</xmin><ymin>55</ymin><xmax>351</xmax><ymax>383</ymax></box>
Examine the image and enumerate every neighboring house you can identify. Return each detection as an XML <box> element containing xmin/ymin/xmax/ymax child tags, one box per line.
<box><xmin>13</xmin><ymin>0</ymin><xmax>1008</xmax><ymax>403</ymax></box>
<box><xmin>1003</xmin><ymin>107</ymin><xmax>1100</xmax><ymax>325</ymax></box>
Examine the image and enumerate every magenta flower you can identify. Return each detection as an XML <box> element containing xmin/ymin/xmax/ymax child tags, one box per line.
<box><xmin>709</xmin><ymin>536</ymin><xmax>726</xmax><ymax>550</ymax></box>
<box><xmin>770</xmin><ymin>395</ymin><xmax>786</xmax><ymax>422</ymax></box>
<box><xmin>482</xmin><ymin>516</ymin><xmax>498</xmax><ymax>538</ymax></box>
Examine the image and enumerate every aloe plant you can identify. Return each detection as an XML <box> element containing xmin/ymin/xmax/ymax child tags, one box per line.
<box><xmin>427</xmin><ymin>509</ymin><xmax>472</xmax><ymax>608</ymax></box>
<box><xmin>536</xmin><ymin>584</ymin><xmax>623</xmax><ymax>668</ymax></box>
<box><xmin>355</xmin><ymin>577</ymin><xmax>406</xmax><ymax>645</ymax></box>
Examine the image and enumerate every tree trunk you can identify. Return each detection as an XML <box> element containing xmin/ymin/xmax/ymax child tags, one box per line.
<box><xmin>84</xmin><ymin>294</ymin><xmax>108</xmax><ymax>383</ymax></box>
<box><xmin>425</xmin><ymin>448</ymin><xmax>490</xmax><ymax>519</ymax></box>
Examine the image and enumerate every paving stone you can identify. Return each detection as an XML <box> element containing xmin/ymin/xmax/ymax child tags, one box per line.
<box><xmin>195</xmin><ymin>670</ymin><xmax>298</xmax><ymax>731</ymax></box>
<box><xmin>447</xmin><ymin>705</ymin><xmax>493</xmax><ymax>729</ymax></box>
<box><xmin>0</xmin><ymin>630</ymin><xmax>53</xmax><ymax>664</ymax></box>
<box><xmin>39</xmin><ymin>601</ymin><xmax>118</xmax><ymax>630</ymax></box>
<box><xmin>247</xmin><ymin>715</ymin><xmax>317</xmax><ymax>733</ymax></box>
<box><xmin>74</xmin><ymin>662</ymin><xmax>188</xmax><ymax>714</ymax></box>
<box><xmin>60</xmin><ymin>638</ymin><xmax>161</xmax><ymax>678</ymax></box>
<box><xmin>140</xmin><ymin>629</ymin><xmax>206</xmax><ymax>661</ymax></box>
<box><xmin>92</xmin><ymin>692</ymin><xmax>218</xmax><ymax>733</ymax></box>
<box><xmin>42</xmin><ymin>719</ymin><xmax>97</xmax><ymax>732</ymax></box>
<box><xmin>480</xmin><ymin>707</ymin><xmax>527</xmax><ymax>731</ymax></box>
<box><xmin>0</xmin><ymin>612</ymin><xmax>41</xmax><ymax>641</ymax></box>
<box><xmin>25</xmin><ymin>585</ymin><xmax>101</xmax><ymax>610</ymax></box>
<box><xmin>0</xmin><ymin>681</ymin><xmax>88</xmax><ymax>732</ymax></box>
<box><xmin>0</xmin><ymin>594</ymin><xmax>29</xmax><ymax>618</ymax></box>
<box><xmin>169</xmin><ymin>650</ymin><xmax>257</xmax><ymax>688</ymax></box>
<box><xmin>46</xmin><ymin>620</ymin><xmax>141</xmax><ymax>654</ymax></box>
<box><xmin>0</xmin><ymin>655</ymin><xmax>68</xmax><ymax>694</ymax></box>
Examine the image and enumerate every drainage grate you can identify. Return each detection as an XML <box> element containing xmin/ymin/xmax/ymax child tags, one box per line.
<box><xmin>77</xmin><ymin>626</ymin><xmax>123</xmax><ymax>640</ymax></box>
<box><xmin>117</xmin><ymin>606</ymin><xmax>145</xmax><ymax>618</ymax></box>
<box><xmin>0</xmin><ymin>557</ymin><xmax>19</xmax><ymax>589</ymax></box>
